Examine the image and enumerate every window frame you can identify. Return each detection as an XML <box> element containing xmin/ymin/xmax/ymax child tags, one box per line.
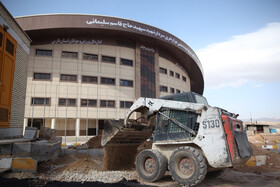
<box><xmin>58</xmin><ymin>98</ymin><xmax>77</xmax><ymax>107</ymax></box>
<box><xmin>120</xmin><ymin>79</ymin><xmax>133</xmax><ymax>87</ymax></box>
<box><xmin>35</xmin><ymin>49</ymin><xmax>53</xmax><ymax>57</ymax></box>
<box><xmin>100</xmin><ymin>100</ymin><xmax>115</xmax><ymax>108</ymax></box>
<box><xmin>83</xmin><ymin>53</ymin><xmax>98</xmax><ymax>61</ymax></box>
<box><xmin>176</xmin><ymin>73</ymin><xmax>180</xmax><ymax>79</ymax></box>
<box><xmin>31</xmin><ymin>97</ymin><xmax>51</xmax><ymax>106</ymax></box>
<box><xmin>160</xmin><ymin>85</ymin><xmax>168</xmax><ymax>92</ymax></box>
<box><xmin>120</xmin><ymin>58</ymin><xmax>133</xmax><ymax>67</ymax></box>
<box><xmin>60</xmin><ymin>74</ymin><xmax>77</xmax><ymax>82</ymax></box>
<box><xmin>81</xmin><ymin>75</ymin><xmax>98</xmax><ymax>84</ymax></box>
<box><xmin>101</xmin><ymin>77</ymin><xmax>116</xmax><ymax>85</ymax></box>
<box><xmin>62</xmin><ymin>51</ymin><xmax>78</xmax><ymax>59</ymax></box>
<box><xmin>159</xmin><ymin>67</ymin><xmax>167</xmax><ymax>74</ymax></box>
<box><xmin>170</xmin><ymin>70</ymin><xmax>174</xmax><ymax>77</ymax></box>
<box><xmin>33</xmin><ymin>72</ymin><xmax>52</xmax><ymax>81</ymax></box>
<box><xmin>101</xmin><ymin>55</ymin><xmax>116</xmax><ymax>64</ymax></box>
<box><xmin>120</xmin><ymin>101</ymin><xmax>133</xmax><ymax>108</ymax></box>
<box><xmin>80</xmin><ymin>99</ymin><xmax>97</xmax><ymax>107</ymax></box>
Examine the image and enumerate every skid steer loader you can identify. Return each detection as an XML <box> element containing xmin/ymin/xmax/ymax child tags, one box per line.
<box><xmin>101</xmin><ymin>92</ymin><xmax>252</xmax><ymax>186</ymax></box>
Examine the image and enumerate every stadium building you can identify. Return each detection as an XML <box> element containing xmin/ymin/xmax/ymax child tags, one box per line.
<box><xmin>15</xmin><ymin>14</ymin><xmax>204</xmax><ymax>137</ymax></box>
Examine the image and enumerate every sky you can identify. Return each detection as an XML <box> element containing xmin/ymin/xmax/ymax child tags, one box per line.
<box><xmin>2</xmin><ymin>0</ymin><xmax>280</xmax><ymax>120</ymax></box>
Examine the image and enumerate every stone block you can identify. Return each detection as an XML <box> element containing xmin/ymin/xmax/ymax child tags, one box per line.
<box><xmin>12</xmin><ymin>142</ymin><xmax>32</xmax><ymax>157</ymax></box>
<box><xmin>23</xmin><ymin>127</ymin><xmax>37</xmax><ymax>140</ymax></box>
<box><xmin>0</xmin><ymin>158</ymin><xmax>12</xmax><ymax>169</ymax></box>
<box><xmin>0</xmin><ymin>144</ymin><xmax>12</xmax><ymax>155</ymax></box>
<box><xmin>11</xmin><ymin>157</ymin><xmax>37</xmax><ymax>172</ymax></box>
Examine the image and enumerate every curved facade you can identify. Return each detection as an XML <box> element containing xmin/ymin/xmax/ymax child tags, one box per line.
<box><xmin>16</xmin><ymin>14</ymin><xmax>204</xmax><ymax>136</ymax></box>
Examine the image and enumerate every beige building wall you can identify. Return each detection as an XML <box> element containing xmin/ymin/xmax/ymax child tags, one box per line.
<box><xmin>159</xmin><ymin>56</ymin><xmax>190</xmax><ymax>97</ymax></box>
<box><xmin>25</xmin><ymin>42</ymin><xmax>191</xmax><ymax>136</ymax></box>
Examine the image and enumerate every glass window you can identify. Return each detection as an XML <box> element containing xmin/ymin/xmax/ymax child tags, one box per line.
<box><xmin>170</xmin><ymin>87</ymin><xmax>175</xmax><ymax>93</ymax></box>
<box><xmin>60</xmin><ymin>74</ymin><xmax>77</xmax><ymax>82</ymax></box>
<box><xmin>120</xmin><ymin>58</ymin><xmax>133</xmax><ymax>66</ymax></box>
<box><xmin>100</xmin><ymin>100</ymin><xmax>115</xmax><ymax>108</ymax></box>
<box><xmin>58</xmin><ymin>98</ymin><xmax>76</xmax><ymax>106</ymax></box>
<box><xmin>170</xmin><ymin>70</ymin><xmax>174</xmax><ymax>77</ymax></box>
<box><xmin>182</xmin><ymin>76</ymin><xmax>187</xmax><ymax>82</ymax></box>
<box><xmin>81</xmin><ymin>99</ymin><xmax>97</xmax><ymax>107</ymax></box>
<box><xmin>120</xmin><ymin>101</ymin><xmax>133</xmax><ymax>108</ymax></box>
<box><xmin>101</xmin><ymin>77</ymin><xmax>115</xmax><ymax>85</ymax></box>
<box><xmin>160</xmin><ymin>85</ymin><xmax>168</xmax><ymax>92</ymax></box>
<box><xmin>82</xmin><ymin>76</ymin><xmax>97</xmax><ymax>83</ymax></box>
<box><xmin>62</xmin><ymin>51</ymin><xmax>78</xmax><ymax>58</ymax></box>
<box><xmin>31</xmin><ymin>98</ymin><xmax>50</xmax><ymax>105</ymax></box>
<box><xmin>83</xmin><ymin>53</ymin><xmax>98</xmax><ymax>61</ymax></box>
<box><xmin>176</xmin><ymin>89</ymin><xmax>181</xmax><ymax>94</ymax></box>
<box><xmin>120</xmin><ymin>79</ymin><xmax>133</xmax><ymax>87</ymax></box>
<box><xmin>36</xmin><ymin>49</ymin><xmax>52</xmax><ymax>56</ymax></box>
<box><xmin>102</xmin><ymin>55</ymin><xmax>115</xmax><ymax>63</ymax></box>
<box><xmin>33</xmin><ymin>73</ymin><xmax>51</xmax><ymax>80</ymax></box>
<box><xmin>194</xmin><ymin>95</ymin><xmax>208</xmax><ymax>105</ymax></box>
<box><xmin>159</xmin><ymin>67</ymin><xmax>167</xmax><ymax>74</ymax></box>
<box><xmin>5</xmin><ymin>39</ymin><xmax>14</xmax><ymax>56</ymax></box>
<box><xmin>176</xmin><ymin>73</ymin><xmax>180</xmax><ymax>79</ymax></box>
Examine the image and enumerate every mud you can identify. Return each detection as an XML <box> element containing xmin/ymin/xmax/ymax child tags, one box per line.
<box><xmin>86</xmin><ymin>135</ymin><xmax>103</xmax><ymax>149</ymax></box>
<box><xmin>102</xmin><ymin>146</ymin><xmax>138</xmax><ymax>171</ymax></box>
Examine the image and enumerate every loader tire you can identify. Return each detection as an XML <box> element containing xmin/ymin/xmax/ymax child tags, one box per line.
<box><xmin>169</xmin><ymin>146</ymin><xmax>207</xmax><ymax>187</ymax></box>
<box><xmin>136</xmin><ymin>149</ymin><xmax>167</xmax><ymax>182</ymax></box>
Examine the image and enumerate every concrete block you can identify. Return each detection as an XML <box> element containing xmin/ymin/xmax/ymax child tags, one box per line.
<box><xmin>31</xmin><ymin>137</ymin><xmax>62</xmax><ymax>161</ymax></box>
<box><xmin>12</xmin><ymin>142</ymin><xmax>32</xmax><ymax>157</ymax></box>
<box><xmin>0</xmin><ymin>158</ymin><xmax>12</xmax><ymax>169</ymax></box>
<box><xmin>0</xmin><ymin>144</ymin><xmax>12</xmax><ymax>155</ymax></box>
<box><xmin>11</xmin><ymin>157</ymin><xmax>37</xmax><ymax>172</ymax></box>
<box><xmin>23</xmin><ymin>127</ymin><xmax>37</xmax><ymax>140</ymax></box>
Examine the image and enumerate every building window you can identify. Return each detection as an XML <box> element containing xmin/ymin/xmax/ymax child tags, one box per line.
<box><xmin>102</xmin><ymin>55</ymin><xmax>115</xmax><ymax>63</ymax></box>
<box><xmin>159</xmin><ymin>67</ymin><xmax>167</xmax><ymax>74</ymax></box>
<box><xmin>120</xmin><ymin>101</ymin><xmax>133</xmax><ymax>108</ymax></box>
<box><xmin>62</xmin><ymin>51</ymin><xmax>78</xmax><ymax>59</ymax></box>
<box><xmin>160</xmin><ymin>85</ymin><xmax>168</xmax><ymax>92</ymax></box>
<box><xmin>170</xmin><ymin>70</ymin><xmax>174</xmax><ymax>77</ymax></box>
<box><xmin>58</xmin><ymin>98</ymin><xmax>76</xmax><ymax>106</ymax></box>
<box><xmin>101</xmin><ymin>77</ymin><xmax>115</xmax><ymax>85</ymax></box>
<box><xmin>120</xmin><ymin>79</ymin><xmax>133</xmax><ymax>87</ymax></box>
<box><xmin>83</xmin><ymin>53</ymin><xmax>98</xmax><ymax>61</ymax></box>
<box><xmin>182</xmin><ymin>76</ymin><xmax>187</xmax><ymax>82</ymax></box>
<box><xmin>82</xmin><ymin>76</ymin><xmax>98</xmax><ymax>84</ymax></box>
<box><xmin>31</xmin><ymin>97</ymin><xmax>50</xmax><ymax>105</ymax></box>
<box><xmin>81</xmin><ymin>99</ymin><xmax>97</xmax><ymax>107</ymax></box>
<box><xmin>170</xmin><ymin>88</ymin><xmax>175</xmax><ymax>93</ymax></box>
<box><xmin>120</xmin><ymin>58</ymin><xmax>133</xmax><ymax>66</ymax></box>
<box><xmin>176</xmin><ymin>73</ymin><xmax>180</xmax><ymax>79</ymax></box>
<box><xmin>100</xmin><ymin>100</ymin><xmax>115</xmax><ymax>108</ymax></box>
<box><xmin>176</xmin><ymin>89</ymin><xmax>181</xmax><ymax>94</ymax></box>
<box><xmin>60</xmin><ymin>74</ymin><xmax>77</xmax><ymax>82</ymax></box>
<box><xmin>36</xmin><ymin>49</ymin><xmax>52</xmax><ymax>56</ymax></box>
<box><xmin>33</xmin><ymin>73</ymin><xmax>51</xmax><ymax>80</ymax></box>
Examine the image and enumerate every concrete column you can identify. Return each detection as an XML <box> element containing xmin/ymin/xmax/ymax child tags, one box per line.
<box><xmin>51</xmin><ymin>118</ymin><xmax>56</xmax><ymax>129</ymax></box>
<box><xmin>23</xmin><ymin>118</ymin><xmax>28</xmax><ymax>135</ymax></box>
<box><xmin>76</xmin><ymin>118</ymin><xmax>80</xmax><ymax>137</ymax></box>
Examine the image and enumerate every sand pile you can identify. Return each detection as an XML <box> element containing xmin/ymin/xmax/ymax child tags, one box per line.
<box><xmin>86</xmin><ymin>135</ymin><xmax>103</xmax><ymax>149</ymax></box>
<box><xmin>102</xmin><ymin>146</ymin><xmax>138</xmax><ymax>171</ymax></box>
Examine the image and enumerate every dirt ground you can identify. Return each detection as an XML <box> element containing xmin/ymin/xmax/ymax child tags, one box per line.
<box><xmin>2</xmin><ymin>134</ymin><xmax>280</xmax><ymax>187</ymax></box>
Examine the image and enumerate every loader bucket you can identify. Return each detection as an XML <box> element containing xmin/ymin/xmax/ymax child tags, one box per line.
<box><xmin>101</xmin><ymin>119</ymin><xmax>153</xmax><ymax>171</ymax></box>
<box><xmin>101</xmin><ymin>119</ymin><xmax>152</xmax><ymax>147</ymax></box>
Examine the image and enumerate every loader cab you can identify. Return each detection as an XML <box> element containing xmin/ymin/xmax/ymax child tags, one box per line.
<box><xmin>154</xmin><ymin>92</ymin><xmax>206</xmax><ymax>142</ymax></box>
<box><xmin>159</xmin><ymin>92</ymin><xmax>208</xmax><ymax>105</ymax></box>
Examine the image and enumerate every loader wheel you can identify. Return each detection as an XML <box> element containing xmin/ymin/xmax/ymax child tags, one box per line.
<box><xmin>169</xmin><ymin>146</ymin><xmax>207</xmax><ymax>187</ymax></box>
<box><xmin>136</xmin><ymin>149</ymin><xmax>167</xmax><ymax>182</ymax></box>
